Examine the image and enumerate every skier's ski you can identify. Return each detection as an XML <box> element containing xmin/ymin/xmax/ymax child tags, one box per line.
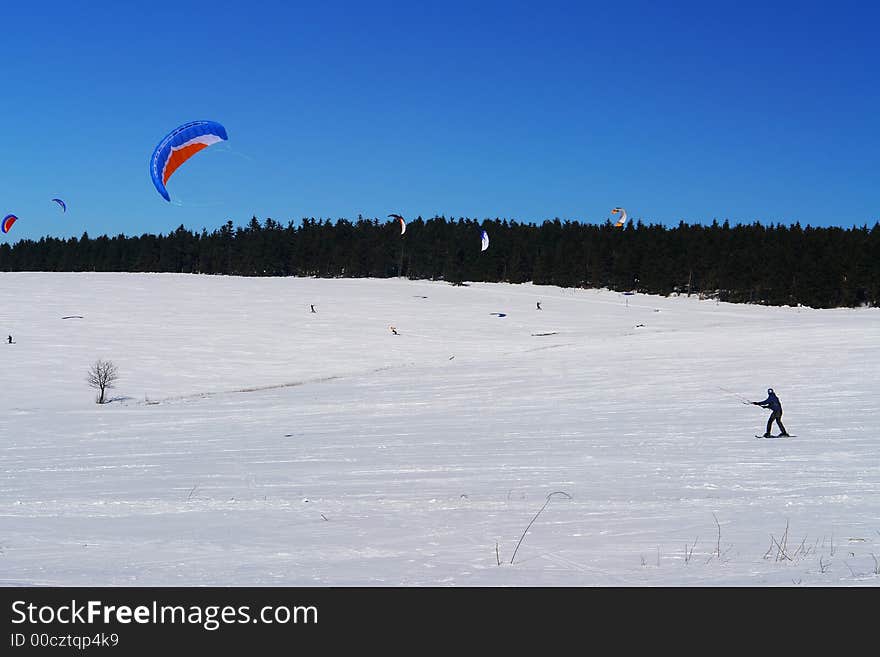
<box><xmin>755</xmin><ymin>434</ymin><xmax>796</xmax><ymax>439</ymax></box>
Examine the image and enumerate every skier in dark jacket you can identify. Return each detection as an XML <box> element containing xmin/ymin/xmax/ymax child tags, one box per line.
<box><xmin>752</xmin><ymin>388</ymin><xmax>789</xmax><ymax>437</ymax></box>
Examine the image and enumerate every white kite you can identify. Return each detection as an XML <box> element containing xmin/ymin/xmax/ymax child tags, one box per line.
<box><xmin>388</xmin><ymin>214</ymin><xmax>406</xmax><ymax>235</ymax></box>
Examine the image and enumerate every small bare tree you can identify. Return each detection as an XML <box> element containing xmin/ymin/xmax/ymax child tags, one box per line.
<box><xmin>87</xmin><ymin>359</ymin><xmax>119</xmax><ymax>404</ymax></box>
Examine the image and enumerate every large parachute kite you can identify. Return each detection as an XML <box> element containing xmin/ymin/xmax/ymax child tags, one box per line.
<box><xmin>150</xmin><ymin>120</ymin><xmax>228</xmax><ymax>202</ymax></box>
<box><xmin>480</xmin><ymin>229</ymin><xmax>489</xmax><ymax>252</ymax></box>
<box><xmin>51</xmin><ymin>198</ymin><xmax>66</xmax><ymax>213</ymax></box>
<box><xmin>2</xmin><ymin>214</ymin><xmax>17</xmax><ymax>234</ymax></box>
<box><xmin>388</xmin><ymin>214</ymin><xmax>406</xmax><ymax>235</ymax></box>
<box><xmin>611</xmin><ymin>207</ymin><xmax>628</xmax><ymax>228</ymax></box>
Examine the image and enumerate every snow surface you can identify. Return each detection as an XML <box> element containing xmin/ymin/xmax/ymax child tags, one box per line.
<box><xmin>1</xmin><ymin>272</ymin><xmax>878</xmax><ymax>586</ymax></box>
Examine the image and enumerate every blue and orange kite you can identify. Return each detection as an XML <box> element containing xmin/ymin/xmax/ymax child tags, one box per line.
<box><xmin>2</xmin><ymin>214</ymin><xmax>17</xmax><ymax>234</ymax></box>
<box><xmin>150</xmin><ymin>120</ymin><xmax>228</xmax><ymax>202</ymax></box>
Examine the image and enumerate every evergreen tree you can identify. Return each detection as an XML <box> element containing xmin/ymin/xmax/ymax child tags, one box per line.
<box><xmin>1</xmin><ymin>216</ymin><xmax>877</xmax><ymax>308</ymax></box>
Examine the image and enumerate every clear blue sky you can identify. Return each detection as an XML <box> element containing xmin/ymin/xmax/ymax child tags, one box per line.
<box><xmin>1</xmin><ymin>0</ymin><xmax>876</xmax><ymax>242</ymax></box>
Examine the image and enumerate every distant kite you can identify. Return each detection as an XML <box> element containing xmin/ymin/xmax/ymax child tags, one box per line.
<box><xmin>611</xmin><ymin>207</ymin><xmax>628</xmax><ymax>228</ymax></box>
<box><xmin>388</xmin><ymin>214</ymin><xmax>406</xmax><ymax>235</ymax></box>
<box><xmin>480</xmin><ymin>229</ymin><xmax>489</xmax><ymax>252</ymax></box>
<box><xmin>51</xmin><ymin>198</ymin><xmax>67</xmax><ymax>213</ymax></box>
<box><xmin>150</xmin><ymin>120</ymin><xmax>228</xmax><ymax>202</ymax></box>
<box><xmin>1</xmin><ymin>214</ymin><xmax>17</xmax><ymax>234</ymax></box>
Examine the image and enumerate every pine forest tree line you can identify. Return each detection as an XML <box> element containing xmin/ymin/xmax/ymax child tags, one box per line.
<box><xmin>1</xmin><ymin>216</ymin><xmax>878</xmax><ymax>309</ymax></box>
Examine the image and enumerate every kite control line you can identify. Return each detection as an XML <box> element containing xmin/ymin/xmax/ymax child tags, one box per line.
<box><xmin>716</xmin><ymin>385</ymin><xmax>753</xmax><ymax>405</ymax></box>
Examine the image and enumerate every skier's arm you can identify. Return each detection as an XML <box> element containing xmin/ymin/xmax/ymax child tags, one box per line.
<box><xmin>752</xmin><ymin>396</ymin><xmax>770</xmax><ymax>407</ymax></box>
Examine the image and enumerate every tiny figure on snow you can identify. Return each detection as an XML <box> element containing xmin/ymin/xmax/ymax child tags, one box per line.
<box><xmin>7</xmin><ymin>335</ymin><xmax>12</xmax><ymax>344</ymax></box>
<box><xmin>536</xmin><ymin>301</ymin><xmax>542</xmax><ymax>310</ymax></box>
<box><xmin>752</xmin><ymin>388</ymin><xmax>789</xmax><ymax>437</ymax></box>
<box><xmin>390</xmin><ymin>326</ymin><xmax>399</xmax><ymax>335</ymax></box>
<box><xmin>310</xmin><ymin>304</ymin><xmax>316</xmax><ymax>313</ymax></box>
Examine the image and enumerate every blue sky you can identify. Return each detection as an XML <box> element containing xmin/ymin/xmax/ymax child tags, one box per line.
<box><xmin>1</xmin><ymin>0</ymin><xmax>876</xmax><ymax>242</ymax></box>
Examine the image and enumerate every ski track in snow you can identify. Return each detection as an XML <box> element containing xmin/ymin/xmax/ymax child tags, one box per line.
<box><xmin>0</xmin><ymin>272</ymin><xmax>878</xmax><ymax>586</ymax></box>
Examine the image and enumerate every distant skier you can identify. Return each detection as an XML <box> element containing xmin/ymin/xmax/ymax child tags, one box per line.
<box><xmin>7</xmin><ymin>335</ymin><xmax>12</xmax><ymax>344</ymax></box>
<box><xmin>310</xmin><ymin>304</ymin><xmax>316</xmax><ymax>313</ymax></box>
<box><xmin>536</xmin><ymin>301</ymin><xmax>542</xmax><ymax>310</ymax></box>
<box><xmin>390</xmin><ymin>326</ymin><xmax>399</xmax><ymax>335</ymax></box>
<box><xmin>752</xmin><ymin>388</ymin><xmax>789</xmax><ymax>437</ymax></box>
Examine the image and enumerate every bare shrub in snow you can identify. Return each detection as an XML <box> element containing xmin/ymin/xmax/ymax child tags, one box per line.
<box><xmin>86</xmin><ymin>359</ymin><xmax>119</xmax><ymax>404</ymax></box>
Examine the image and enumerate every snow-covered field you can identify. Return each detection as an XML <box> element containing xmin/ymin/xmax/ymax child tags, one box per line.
<box><xmin>1</xmin><ymin>272</ymin><xmax>878</xmax><ymax>586</ymax></box>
